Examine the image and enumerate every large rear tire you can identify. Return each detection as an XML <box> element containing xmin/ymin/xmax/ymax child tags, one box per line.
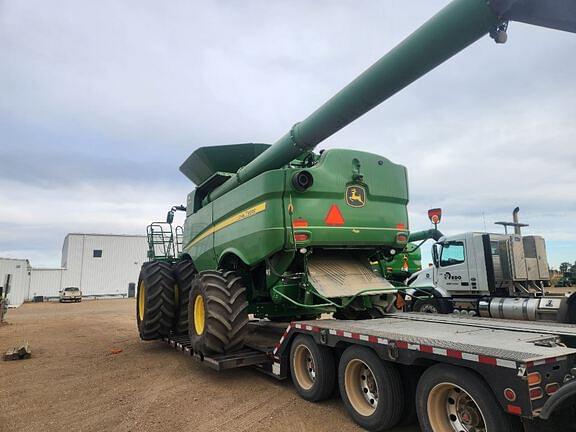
<box><xmin>173</xmin><ymin>258</ymin><xmax>197</xmax><ymax>335</ymax></box>
<box><xmin>338</xmin><ymin>346</ymin><xmax>404</xmax><ymax>431</ymax></box>
<box><xmin>136</xmin><ymin>261</ymin><xmax>177</xmax><ymax>340</ymax></box>
<box><xmin>416</xmin><ymin>364</ymin><xmax>519</xmax><ymax>432</ymax></box>
<box><xmin>188</xmin><ymin>270</ymin><xmax>249</xmax><ymax>354</ymax></box>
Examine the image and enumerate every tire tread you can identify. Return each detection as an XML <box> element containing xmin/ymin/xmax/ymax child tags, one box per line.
<box><xmin>189</xmin><ymin>270</ymin><xmax>248</xmax><ymax>354</ymax></box>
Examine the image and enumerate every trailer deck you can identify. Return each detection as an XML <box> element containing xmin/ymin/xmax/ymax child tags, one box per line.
<box><xmin>165</xmin><ymin>313</ymin><xmax>576</xmax><ymax>372</ymax></box>
<box><xmin>277</xmin><ymin>314</ymin><xmax>576</xmax><ymax>365</ymax></box>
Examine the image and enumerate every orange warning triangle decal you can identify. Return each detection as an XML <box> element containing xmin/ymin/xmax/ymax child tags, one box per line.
<box><xmin>325</xmin><ymin>204</ymin><xmax>345</xmax><ymax>226</ymax></box>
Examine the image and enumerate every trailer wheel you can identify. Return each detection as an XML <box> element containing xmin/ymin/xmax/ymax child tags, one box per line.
<box><xmin>136</xmin><ymin>261</ymin><xmax>177</xmax><ymax>340</ymax></box>
<box><xmin>289</xmin><ymin>334</ymin><xmax>336</xmax><ymax>402</ymax></box>
<box><xmin>417</xmin><ymin>364</ymin><xmax>517</xmax><ymax>432</ymax></box>
<box><xmin>188</xmin><ymin>270</ymin><xmax>249</xmax><ymax>354</ymax></box>
<box><xmin>173</xmin><ymin>258</ymin><xmax>197</xmax><ymax>335</ymax></box>
<box><xmin>339</xmin><ymin>346</ymin><xmax>404</xmax><ymax>431</ymax></box>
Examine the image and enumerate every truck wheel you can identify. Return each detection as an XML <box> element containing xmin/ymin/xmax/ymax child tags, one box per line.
<box><xmin>413</xmin><ymin>298</ymin><xmax>451</xmax><ymax>314</ymax></box>
<box><xmin>289</xmin><ymin>334</ymin><xmax>336</xmax><ymax>402</ymax></box>
<box><xmin>136</xmin><ymin>261</ymin><xmax>177</xmax><ymax>340</ymax></box>
<box><xmin>188</xmin><ymin>270</ymin><xmax>249</xmax><ymax>354</ymax></box>
<box><xmin>173</xmin><ymin>258</ymin><xmax>197</xmax><ymax>335</ymax></box>
<box><xmin>416</xmin><ymin>364</ymin><xmax>517</xmax><ymax>432</ymax></box>
<box><xmin>339</xmin><ymin>346</ymin><xmax>404</xmax><ymax>431</ymax></box>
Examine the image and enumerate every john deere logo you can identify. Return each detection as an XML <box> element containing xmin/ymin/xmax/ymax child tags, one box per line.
<box><xmin>346</xmin><ymin>185</ymin><xmax>366</xmax><ymax>208</ymax></box>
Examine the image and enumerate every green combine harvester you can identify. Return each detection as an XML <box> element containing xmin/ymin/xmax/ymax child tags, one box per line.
<box><xmin>136</xmin><ymin>0</ymin><xmax>576</xmax><ymax>360</ymax></box>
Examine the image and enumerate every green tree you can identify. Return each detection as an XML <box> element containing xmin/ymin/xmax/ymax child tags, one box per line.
<box><xmin>560</xmin><ymin>262</ymin><xmax>571</xmax><ymax>273</ymax></box>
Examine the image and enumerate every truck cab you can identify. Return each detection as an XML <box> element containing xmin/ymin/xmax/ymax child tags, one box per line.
<box><xmin>432</xmin><ymin>233</ymin><xmax>488</xmax><ymax>296</ymax></box>
<box><xmin>410</xmin><ymin>232</ymin><xmax>550</xmax><ymax>295</ymax></box>
<box><xmin>406</xmin><ymin>231</ymin><xmax>576</xmax><ymax>323</ymax></box>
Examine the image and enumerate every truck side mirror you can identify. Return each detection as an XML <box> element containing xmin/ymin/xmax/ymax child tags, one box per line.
<box><xmin>166</xmin><ymin>210</ymin><xmax>174</xmax><ymax>224</ymax></box>
<box><xmin>432</xmin><ymin>243</ymin><xmax>440</xmax><ymax>267</ymax></box>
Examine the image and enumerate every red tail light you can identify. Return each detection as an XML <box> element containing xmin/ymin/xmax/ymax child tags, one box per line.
<box><xmin>294</xmin><ymin>233</ymin><xmax>309</xmax><ymax>242</ymax></box>
<box><xmin>504</xmin><ymin>388</ymin><xmax>517</xmax><ymax>402</ymax></box>
<box><xmin>396</xmin><ymin>233</ymin><xmax>408</xmax><ymax>243</ymax></box>
<box><xmin>529</xmin><ymin>387</ymin><xmax>543</xmax><ymax>400</ymax></box>
<box><xmin>545</xmin><ymin>383</ymin><xmax>559</xmax><ymax>395</ymax></box>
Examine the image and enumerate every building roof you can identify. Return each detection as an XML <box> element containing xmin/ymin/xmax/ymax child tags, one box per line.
<box><xmin>0</xmin><ymin>257</ymin><xmax>30</xmax><ymax>263</ymax></box>
<box><xmin>64</xmin><ymin>233</ymin><xmax>146</xmax><ymax>239</ymax></box>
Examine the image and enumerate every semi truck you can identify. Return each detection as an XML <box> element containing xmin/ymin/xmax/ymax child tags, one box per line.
<box><xmin>135</xmin><ymin>1</ymin><xmax>576</xmax><ymax>431</ymax></box>
<box><xmin>406</xmin><ymin>208</ymin><xmax>576</xmax><ymax>323</ymax></box>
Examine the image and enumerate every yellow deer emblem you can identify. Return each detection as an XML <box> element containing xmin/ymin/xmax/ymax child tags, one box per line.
<box><xmin>346</xmin><ymin>186</ymin><xmax>366</xmax><ymax>208</ymax></box>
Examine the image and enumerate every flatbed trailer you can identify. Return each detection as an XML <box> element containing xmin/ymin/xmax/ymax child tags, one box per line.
<box><xmin>162</xmin><ymin>312</ymin><xmax>576</xmax><ymax>431</ymax></box>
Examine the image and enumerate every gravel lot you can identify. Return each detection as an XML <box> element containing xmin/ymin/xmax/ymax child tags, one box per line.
<box><xmin>0</xmin><ymin>300</ymin><xmax>419</xmax><ymax>432</ymax></box>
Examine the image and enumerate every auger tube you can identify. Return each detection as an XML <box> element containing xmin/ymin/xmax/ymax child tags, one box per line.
<box><xmin>409</xmin><ymin>229</ymin><xmax>444</xmax><ymax>243</ymax></box>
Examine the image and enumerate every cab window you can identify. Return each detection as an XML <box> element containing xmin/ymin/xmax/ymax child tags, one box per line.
<box><xmin>490</xmin><ymin>241</ymin><xmax>499</xmax><ymax>255</ymax></box>
<box><xmin>440</xmin><ymin>242</ymin><xmax>465</xmax><ymax>267</ymax></box>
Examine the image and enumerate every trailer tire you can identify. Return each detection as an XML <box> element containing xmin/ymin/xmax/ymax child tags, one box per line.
<box><xmin>416</xmin><ymin>364</ymin><xmax>518</xmax><ymax>432</ymax></box>
<box><xmin>339</xmin><ymin>346</ymin><xmax>404</xmax><ymax>431</ymax></box>
<box><xmin>289</xmin><ymin>334</ymin><xmax>336</xmax><ymax>402</ymax></box>
<box><xmin>173</xmin><ymin>258</ymin><xmax>197</xmax><ymax>335</ymax></box>
<box><xmin>188</xmin><ymin>270</ymin><xmax>249</xmax><ymax>354</ymax></box>
<box><xmin>136</xmin><ymin>261</ymin><xmax>177</xmax><ymax>340</ymax></box>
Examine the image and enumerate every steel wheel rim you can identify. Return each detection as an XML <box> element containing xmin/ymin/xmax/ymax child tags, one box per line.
<box><xmin>345</xmin><ymin>359</ymin><xmax>379</xmax><ymax>416</ymax></box>
<box><xmin>420</xmin><ymin>303</ymin><xmax>439</xmax><ymax>313</ymax></box>
<box><xmin>138</xmin><ymin>280</ymin><xmax>145</xmax><ymax>321</ymax></box>
<box><xmin>293</xmin><ymin>344</ymin><xmax>316</xmax><ymax>390</ymax></box>
<box><xmin>194</xmin><ymin>295</ymin><xmax>205</xmax><ymax>335</ymax></box>
<box><xmin>428</xmin><ymin>383</ymin><xmax>487</xmax><ymax>432</ymax></box>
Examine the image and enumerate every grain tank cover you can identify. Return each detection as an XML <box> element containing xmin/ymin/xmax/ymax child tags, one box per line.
<box><xmin>180</xmin><ymin>143</ymin><xmax>270</xmax><ymax>185</ymax></box>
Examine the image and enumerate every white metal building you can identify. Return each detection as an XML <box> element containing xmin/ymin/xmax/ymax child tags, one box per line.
<box><xmin>0</xmin><ymin>258</ymin><xmax>31</xmax><ymax>307</ymax></box>
<box><xmin>0</xmin><ymin>233</ymin><xmax>148</xmax><ymax>307</ymax></box>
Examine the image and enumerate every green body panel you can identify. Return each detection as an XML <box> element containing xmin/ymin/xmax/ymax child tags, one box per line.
<box><xmin>212</xmin><ymin>171</ymin><xmax>286</xmax><ymax>266</ymax></box>
<box><xmin>183</xmin><ymin>196</ymin><xmax>214</xmax><ymax>269</ymax></box>
<box><xmin>182</xmin><ymin>170</ymin><xmax>286</xmax><ymax>269</ymax></box>
<box><xmin>182</xmin><ymin>149</ymin><xmax>408</xmax><ymax>267</ymax></box>
<box><xmin>285</xmin><ymin>150</ymin><xmax>408</xmax><ymax>247</ymax></box>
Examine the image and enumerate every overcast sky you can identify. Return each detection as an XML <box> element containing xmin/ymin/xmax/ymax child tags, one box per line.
<box><xmin>1</xmin><ymin>0</ymin><xmax>575</xmax><ymax>268</ymax></box>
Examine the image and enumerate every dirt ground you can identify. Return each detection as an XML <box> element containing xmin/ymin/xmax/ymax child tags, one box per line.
<box><xmin>0</xmin><ymin>300</ymin><xmax>419</xmax><ymax>432</ymax></box>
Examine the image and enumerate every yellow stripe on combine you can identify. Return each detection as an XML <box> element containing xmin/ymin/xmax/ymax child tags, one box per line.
<box><xmin>189</xmin><ymin>202</ymin><xmax>267</xmax><ymax>247</ymax></box>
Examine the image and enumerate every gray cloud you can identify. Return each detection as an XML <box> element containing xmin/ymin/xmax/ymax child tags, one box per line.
<box><xmin>0</xmin><ymin>0</ymin><xmax>575</xmax><ymax>267</ymax></box>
